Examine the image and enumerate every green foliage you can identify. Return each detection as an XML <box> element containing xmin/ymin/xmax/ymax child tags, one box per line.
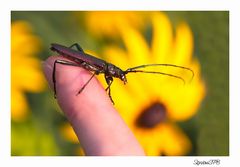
<box><xmin>187</xmin><ymin>12</ymin><xmax>229</xmax><ymax>156</ymax></box>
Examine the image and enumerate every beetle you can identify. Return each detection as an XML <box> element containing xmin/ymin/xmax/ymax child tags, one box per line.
<box><xmin>50</xmin><ymin>43</ymin><xmax>194</xmax><ymax>104</ymax></box>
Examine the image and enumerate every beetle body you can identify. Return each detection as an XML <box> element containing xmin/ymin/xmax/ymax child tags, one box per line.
<box><xmin>51</xmin><ymin>43</ymin><xmax>127</xmax><ymax>83</ymax></box>
<box><xmin>50</xmin><ymin>43</ymin><xmax>193</xmax><ymax>104</ymax></box>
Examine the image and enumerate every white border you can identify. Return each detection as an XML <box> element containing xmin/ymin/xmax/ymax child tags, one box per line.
<box><xmin>8</xmin><ymin>0</ymin><xmax>231</xmax><ymax>10</ymax></box>
<box><xmin>1</xmin><ymin>0</ymin><xmax>239</xmax><ymax>167</ymax></box>
<box><xmin>0</xmin><ymin>5</ymin><xmax>11</xmax><ymax>159</ymax></box>
<box><xmin>229</xmin><ymin>8</ymin><xmax>240</xmax><ymax>158</ymax></box>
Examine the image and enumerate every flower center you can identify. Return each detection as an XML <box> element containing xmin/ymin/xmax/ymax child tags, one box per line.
<box><xmin>136</xmin><ymin>102</ymin><xmax>166</xmax><ymax>128</ymax></box>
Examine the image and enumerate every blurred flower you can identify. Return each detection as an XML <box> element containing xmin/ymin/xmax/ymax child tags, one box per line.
<box><xmin>60</xmin><ymin>122</ymin><xmax>79</xmax><ymax>143</ymax></box>
<box><xmin>11</xmin><ymin>21</ymin><xmax>46</xmax><ymax>121</ymax></box>
<box><xmin>83</xmin><ymin>11</ymin><xmax>148</xmax><ymax>39</ymax></box>
<box><xmin>60</xmin><ymin>122</ymin><xmax>85</xmax><ymax>155</ymax></box>
<box><xmin>97</xmin><ymin>12</ymin><xmax>206</xmax><ymax>155</ymax></box>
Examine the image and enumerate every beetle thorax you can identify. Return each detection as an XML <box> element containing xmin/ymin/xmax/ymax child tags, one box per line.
<box><xmin>106</xmin><ymin>64</ymin><xmax>127</xmax><ymax>83</ymax></box>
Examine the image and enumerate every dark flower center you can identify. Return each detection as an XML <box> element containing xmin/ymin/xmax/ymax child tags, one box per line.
<box><xmin>136</xmin><ymin>102</ymin><xmax>166</xmax><ymax>128</ymax></box>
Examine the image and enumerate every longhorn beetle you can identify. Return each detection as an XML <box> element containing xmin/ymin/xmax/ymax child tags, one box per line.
<box><xmin>50</xmin><ymin>43</ymin><xmax>194</xmax><ymax>104</ymax></box>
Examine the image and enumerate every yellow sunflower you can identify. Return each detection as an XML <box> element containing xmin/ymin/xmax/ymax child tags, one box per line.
<box><xmin>95</xmin><ymin>12</ymin><xmax>206</xmax><ymax>156</ymax></box>
<box><xmin>11</xmin><ymin>21</ymin><xmax>46</xmax><ymax>122</ymax></box>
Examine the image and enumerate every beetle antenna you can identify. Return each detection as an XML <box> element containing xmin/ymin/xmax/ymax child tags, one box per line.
<box><xmin>125</xmin><ymin>70</ymin><xmax>186</xmax><ymax>85</ymax></box>
<box><xmin>125</xmin><ymin>64</ymin><xmax>194</xmax><ymax>83</ymax></box>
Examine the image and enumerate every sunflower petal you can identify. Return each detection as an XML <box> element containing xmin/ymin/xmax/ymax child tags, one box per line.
<box><xmin>161</xmin><ymin>123</ymin><xmax>192</xmax><ymax>155</ymax></box>
<box><xmin>12</xmin><ymin>57</ymin><xmax>46</xmax><ymax>92</ymax></box>
<box><xmin>119</xmin><ymin>24</ymin><xmax>150</xmax><ymax>66</ymax></box>
<box><xmin>152</xmin><ymin>12</ymin><xmax>173</xmax><ymax>63</ymax></box>
<box><xmin>11</xmin><ymin>88</ymin><xmax>29</xmax><ymax>122</ymax></box>
<box><xmin>60</xmin><ymin>123</ymin><xmax>79</xmax><ymax>143</ymax></box>
<box><xmin>171</xmin><ymin>22</ymin><xmax>193</xmax><ymax>65</ymax></box>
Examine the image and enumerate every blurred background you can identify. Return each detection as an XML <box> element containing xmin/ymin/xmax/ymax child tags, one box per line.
<box><xmin>11</xmin><ymin>11</ymin><xmax>229</xmax><ymax>156</ymax></box>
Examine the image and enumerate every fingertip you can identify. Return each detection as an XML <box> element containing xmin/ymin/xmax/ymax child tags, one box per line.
<box><xmin>43</xmin><ymin>55</ymin><xmax>113</xmax><ymax>119</ymax></box>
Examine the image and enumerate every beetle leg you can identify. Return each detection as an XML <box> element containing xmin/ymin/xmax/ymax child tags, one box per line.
<box><xmin>104</xmin><ymin>75</ymin><xmax>114</xmax><ymax>104</ymax></box>
<box><xmin>69</xmin><ymin>43</ymin><xmax>84</xmax><ymax>52</ymax></box>
<box><xmin>53</xmin><ymin>59</ymin><xmax>80</xmax><ymax>98</ymax></box>
<box><xmin>76</xmin><ymin>72</ymin><xmax>96</xmax><ymax>95</ymax></box>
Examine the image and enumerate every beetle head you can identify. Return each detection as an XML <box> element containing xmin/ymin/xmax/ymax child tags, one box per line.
<box><xmin>120</xmin><ymin>73</ymin><xmax>127</xmax><ymax>84</ymax></box>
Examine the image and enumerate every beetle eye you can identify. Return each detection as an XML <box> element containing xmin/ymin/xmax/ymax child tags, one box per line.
<box><xmin>121</xmin><ymin>74</ymin><xmax>127</xmax><ymax>84</ymax></box>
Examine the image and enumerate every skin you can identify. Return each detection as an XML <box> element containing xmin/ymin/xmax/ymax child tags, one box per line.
<box><xmin>43</xmin><ymin>56</ymin><xmax>145</xmax><ymax>156</ymax></box>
